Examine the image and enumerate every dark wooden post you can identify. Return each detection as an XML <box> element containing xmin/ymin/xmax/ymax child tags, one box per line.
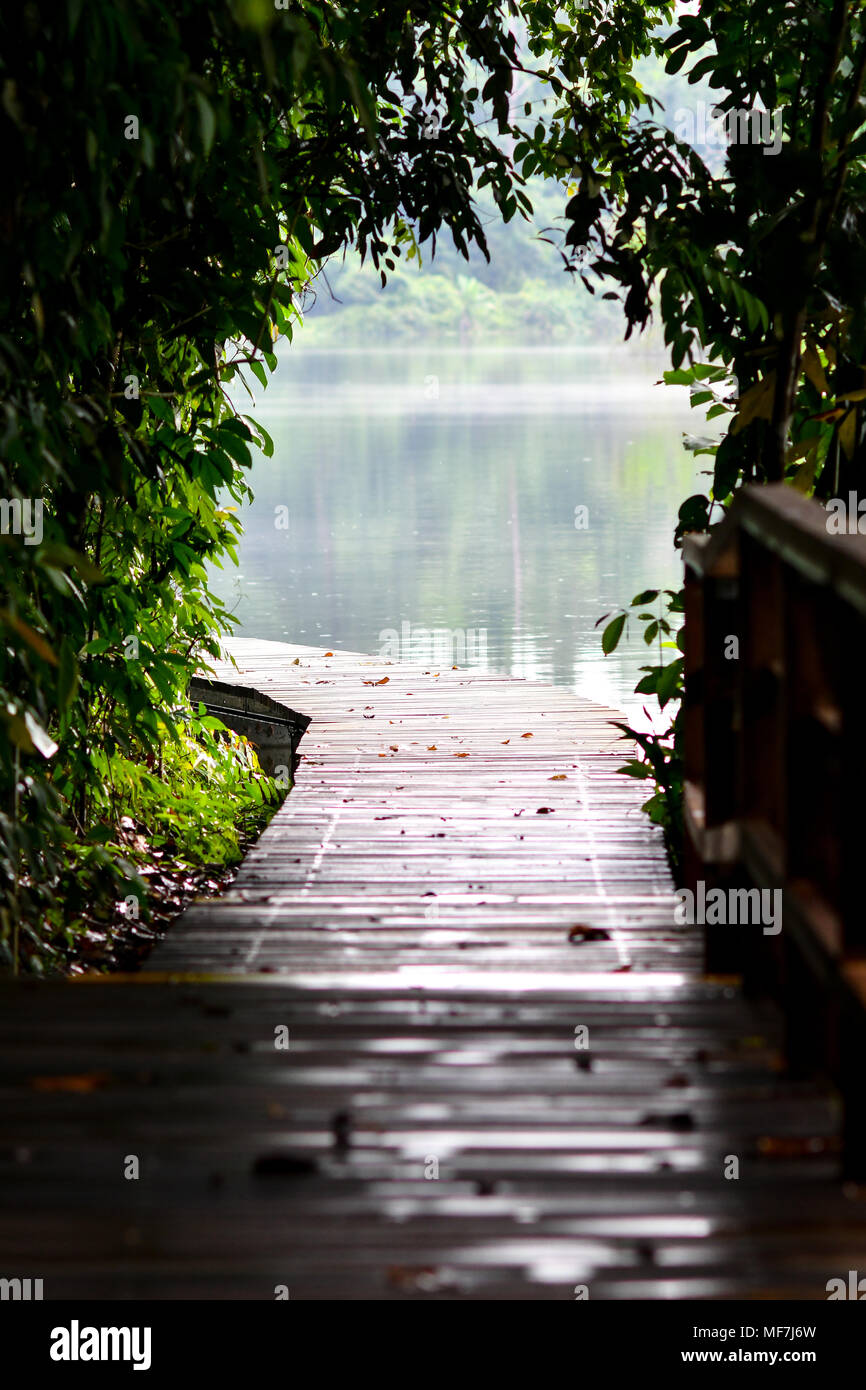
<box><xmin>682</xmin><ymin>484</ymin><xmax>866</xmax><ymax>1174</ymax></box>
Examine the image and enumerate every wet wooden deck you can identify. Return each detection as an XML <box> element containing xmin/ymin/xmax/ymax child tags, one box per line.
<box><xmin>2</xmin><ymin>639</ymin><xmax>865</xmax><ymax>1299</ymax></box>
<box><xmin>154</xmin><ymin>638</ymin><xmax>682</xmax><ymax>979</ymax></box>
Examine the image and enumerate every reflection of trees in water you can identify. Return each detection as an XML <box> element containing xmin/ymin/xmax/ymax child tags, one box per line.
<box><xmin>211</xmin><ymin>350</ymin><xmax>696</xmax><ymax>708</ymax></box>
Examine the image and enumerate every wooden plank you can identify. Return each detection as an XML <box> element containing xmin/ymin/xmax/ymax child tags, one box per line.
<box><xmin>150</xmin><ymin>639</ymin><xmax>676</xmax><ymax>978</ymax></box>
<box><xmin>1</xmin><ymin>639</ymin><xmax>865</xmax><ymax>1299</ymax></box>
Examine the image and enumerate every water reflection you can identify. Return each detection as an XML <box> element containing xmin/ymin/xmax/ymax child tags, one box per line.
<box><xmin>211</xmin><ymin>345</ymin><xmax>700</xmax><ymax>717</ymax></box>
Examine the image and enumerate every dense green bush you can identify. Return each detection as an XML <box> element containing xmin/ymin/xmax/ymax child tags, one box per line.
<box><xmin>0</xmin><ymin>0</ymin><xmax>536</xmax><ymax>970</ymax></box>
<box><xmin>552</xmin><ymin>1</ymin><xmax>866</xmax><ymax>865</ymax></box>
<box><xmin>8</xmin><ymin>0</ymin><xmax>846</xmax><ymax>932</ymax></box>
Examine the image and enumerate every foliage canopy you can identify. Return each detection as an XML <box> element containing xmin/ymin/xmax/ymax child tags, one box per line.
<box><xmin>0</xmin><ymin>0</ymin><xmax>537</xmax><ymax>967</ymax></box>
<box><xmin>4</xmin><ymin>0</ymin><xmax>866</xmax><ymax>947</ymax></box>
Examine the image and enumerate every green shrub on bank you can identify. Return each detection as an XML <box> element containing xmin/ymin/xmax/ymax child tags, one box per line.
<box><xmin>4</xmin><ymin>711</ymin><xmax>280</xmax><ymax>975</ymax></box>
<box><xmin>0</xmin><ymin>1</ymin><xmax>558</xmax><ymax>970</ymax></box>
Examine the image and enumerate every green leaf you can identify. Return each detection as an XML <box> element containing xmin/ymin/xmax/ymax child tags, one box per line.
<box><xmin>656</xmin><ymin>660</ymin><xmax>684</xmax><ymax>709</ymax></box>
<box><xmin>215</xmin><ymin>431</ymin><xmax>251</xmax><ymax>468</ymax></box>
<box><xmin>602</xmin><ymin>613</ymin><xmax>626</xmax><ymax>655</ymax></box>
<box><xmin>57</xmin><ymin>639</ymin><xmax>80</xmax><ymax>713</ymax></box>
<box><xmin>17</xmin><ymin>710</ymin><xmax>59</xmax><ymax>759</ymax></box>
<box><xmin>195</xmin><ymin>92</ymin><xmax>217</xmax><ymax>156</ymax></box>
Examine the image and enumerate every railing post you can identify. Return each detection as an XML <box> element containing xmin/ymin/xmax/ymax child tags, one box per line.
<box><xmin>682</xmin><ymin>526</ymin><xmax>742</xmax><ymax>972</ymax></box>
<box><xmin>683</xmin><ymin>483</ymin><xmax>866</xmax><ymax>1175</ymax></box>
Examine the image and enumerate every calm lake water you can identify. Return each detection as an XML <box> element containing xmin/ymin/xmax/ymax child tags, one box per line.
<box><xmin>210</xmin><ymin>345</ymin><xmax>700</xmax><ymax>718</ymax></box>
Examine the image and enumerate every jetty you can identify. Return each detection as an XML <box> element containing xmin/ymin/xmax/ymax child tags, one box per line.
<box><xmin>1</xmin><ymin>627</ymin><xmax>864</xmax><ymax>1298</ymax></box>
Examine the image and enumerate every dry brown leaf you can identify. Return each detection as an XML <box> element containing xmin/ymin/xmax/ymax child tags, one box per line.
<box><xmin>363</xmin><ymin>676</ymin><xmax>390</xmax><ymax>686</ymax></box>
<box><xmin>0</xmin><ymin>611</ymin><xmax>58</xmax><ymax>666</ymax></box>
<box><xmin>757</xmin><ymin>1135</ymin><xmax>836</xmax><ymax>1158</ymax></box>
<box><xmin>550</xmin><ymin>774</ymin><xmax>567</xmax><ymax>781</ymax></box>
<box><xmin>802</xmin><ymin>342</ymin><xmax>829</xmax><ymax>397</ymax></box>
<box><xmin>568</xmin><ymin>924</ymin><xmax>610</xmax><ymax>943</ymax></box>
<box><xmin>31</xmin><ymin>1072</ymin><xmax>113</xmax><ymax>1093</ymax></box>
<box><xmin>521</xmin><ymin>732</ymin><xmax>533</xmax><ymax>739</ymax></box>
<box><xmin>840</xmin><ymin>407</ymin><xmax>857</xmax><ymax>460</ymax></box>
<box><xmin>732</xmin><ymin>372</ymin><xmax>776</xmax><ymax>435</ymax></box>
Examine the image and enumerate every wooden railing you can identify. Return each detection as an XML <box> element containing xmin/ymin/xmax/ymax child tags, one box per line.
<box><xmin>683</xmin><ymin>482</ymin><xmax>866</xmax><ymax>1172</ymax></box>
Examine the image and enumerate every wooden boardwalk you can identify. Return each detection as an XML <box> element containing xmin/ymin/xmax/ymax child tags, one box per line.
<box><xmin>153</xmin><ymin>639</ymin><xmax>683</xmax><ymax>979</ymax></box>
<box><xmin>1</xmin><ymin>638</ymin><xmax>865</xmax><ymax>1299</ymax></box>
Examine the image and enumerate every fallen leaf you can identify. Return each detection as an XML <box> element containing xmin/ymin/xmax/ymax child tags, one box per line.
<box><xmin>550</xmin><ymin>774</ymin><xmax>567</xmax><ymax>781</ymax></box>
<box><xmin>363</xmin><ymin>677</ymin><xmax>390</xmax><ymax>686</ymax></box>
<box><xmin>454</xmin><ymin>752</ymin><xmax>469</xmax><ymax>758</ymax></box>
<box><xmin>521</xmin><ymin>732</ymin><xmax>533</xmax><ymax>739</ymax></box>
<box><xmin>31</xmin><ymin>1072</ymin><xmax>113</xmax><ymax>1093</ymax></box>
<box><xmin>387</xmin><ymin>1265</ymin><xmax>449</xmax><ymax>1292</ymax></box>
<box><xmin>427</xmin><ymin>745</ymin><xmax>437</xmax><ymax>751</ymax></box>
<box><xmin>568</xmin><ymin>924</ymin><xmax>611</xmax><ymax>943</ymax></box>
<box><xmin>536</xmin><ymin>807</ymin><xmax>555</xmax><ymax>814</ymax></box>
<box><xmin>757</xmin><ymin>1135</ymin><xmax>835</xmax><ymax>1157</ymax></box>
<box><xmin>324</xmin><ymin>651</ymin><xmax>334</xmax><ymax>657</ymax></box>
